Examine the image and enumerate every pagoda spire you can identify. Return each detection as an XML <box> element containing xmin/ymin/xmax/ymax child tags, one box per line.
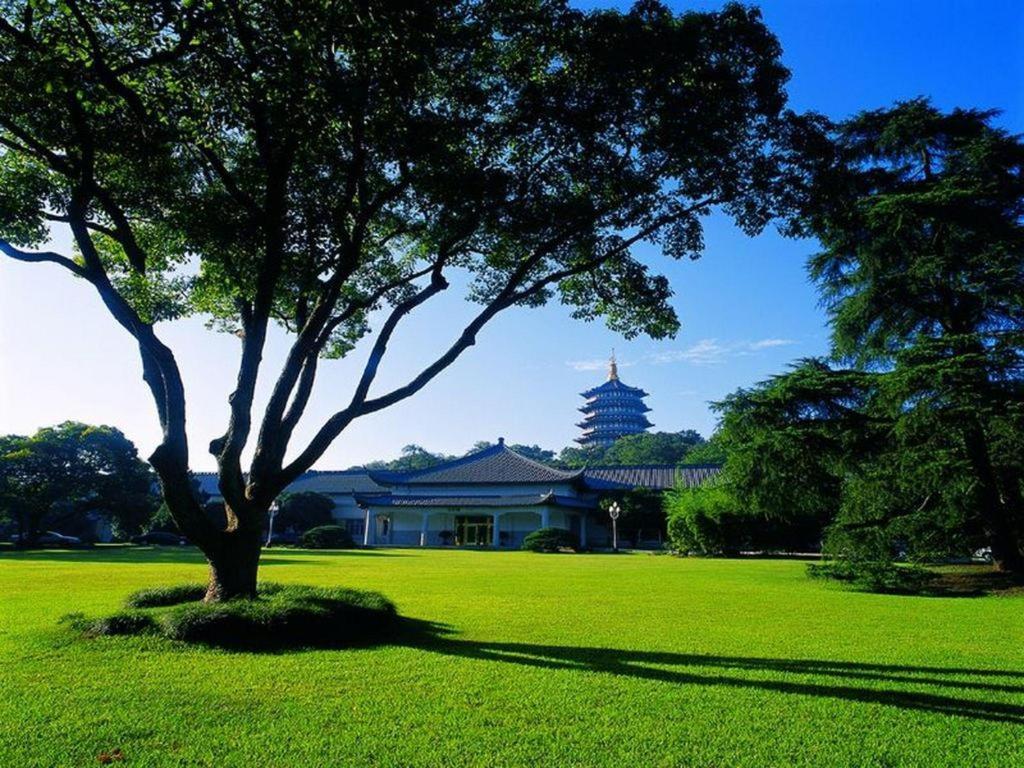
<box><xmin>608</xmin><ymin>349</ymin><xmax>618</xmax><ymax>381</ymax></box>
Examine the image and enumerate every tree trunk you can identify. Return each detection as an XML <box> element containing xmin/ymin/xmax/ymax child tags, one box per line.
<box><xmin>962</xmin><ymin>420</ymin><xmax>1024</xmax><ymax>574</ymax></box>
<box><xmin>203</xmin><ymin>528</ymin><xmax>263</xmax><ymax>602</ymax></box>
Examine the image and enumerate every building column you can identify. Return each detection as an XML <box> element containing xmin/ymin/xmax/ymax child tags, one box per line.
<box><xmin>492</xmin><ymin>512</ymin><xmax>501</xmax><ymax>547</ymax></box>
<box><xmin>580</xmin><ymin>513</ymin><xmax>588</xmax><ymax>547</ymax></box>
<box><xmin>420</xmin><ymin>512</ymin><xmax>430</xmax><ymax>547</ymax></box>
<box><xmin>363</xmin><ymin>508</ymin><xmax>372</xmax><ymax>546</ymax></box>
<box><xmin>541</xmin><ymin>508</ymin><xmax>550</xmax><ymax>529</ymax></box>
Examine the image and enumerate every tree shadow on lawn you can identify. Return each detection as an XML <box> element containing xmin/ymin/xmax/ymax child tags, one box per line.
<box><xmin>400</xmin><ymin>625</ymin><xmax>1024</xmax><ymax>725</ymax></box>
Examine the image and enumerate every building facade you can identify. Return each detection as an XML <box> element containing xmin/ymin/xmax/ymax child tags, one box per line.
<box><xmin>576</xmin><ymin>354</ymin><xmax>653</xmax><ymax>447</ymax></box>
<box><xmin>197</xmin><ymin>440</ymin><xmax>720</xmax><ymax>548</ymax></box>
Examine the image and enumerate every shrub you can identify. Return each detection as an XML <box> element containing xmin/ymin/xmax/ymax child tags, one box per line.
<box><xmin>665</xmin><ymin>485</ymin><xmax>823</xmax><ymax>555</ymax></box>
<box><xmin>808</xmin><ymin>559</ymin><xmax>937</xmax><ymax>595</ymax></box>
<box><xmin>665</xmin><ymin>486</ymin><xmax>747</xmax><ymax>555</ymax></box>
<box><xmin>300</xmin><ymin>525</ymin><xmax>356</xmax><ymax>549</ymax></box>
<box><xmin>522</xmin><ymin>527</ymin><xmax>577</xmax><ymax>553</ymax></box>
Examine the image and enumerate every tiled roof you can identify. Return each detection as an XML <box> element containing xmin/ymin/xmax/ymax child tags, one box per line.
<box><xmin>355</xmin><ymin>492</ymin><xmax>596</xmax><ymax>509</ymax></box>
<box><xmin>287</xmin><ymin>470</ymin><xmax>386</xmax><ymax>494</ymax></box>
<box><xmin>582</xmin><ymin>464</ymin><xmax>721</xmax><ymax>491</ymax></box>
<box><xmin>192</xmin><ymin>460</ymin><xmax>720</xmax><ymax>501</ymax></box>
<box><xmin>368</xmin><ymin>441</ymin><xmax>584</xmax><ymax>486</ymax></box>
<box><xmin>193</xmin><ymin>469</ymin><xmax>384</xmax><ymax>500</ymax></box>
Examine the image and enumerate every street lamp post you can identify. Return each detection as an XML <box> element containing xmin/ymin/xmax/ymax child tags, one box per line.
<box><xmin>265</xmin><ymin>501</ymin><xmax>280</xmax><ymax>548</ymax></box>
<box><xmin>608</xmin><ymin>501</ymin><xmax>621</xmax><ymax>552</ymax></box>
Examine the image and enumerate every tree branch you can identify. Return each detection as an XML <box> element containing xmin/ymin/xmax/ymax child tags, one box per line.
<box><xmin>0</xmin><ymin>240</ymin><xmax>89</xmax><ymax>278</ymax></box>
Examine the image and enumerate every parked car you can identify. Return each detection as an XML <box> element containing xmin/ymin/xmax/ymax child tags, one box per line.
<box><xmin>12</xmin><ymin>531</ymin><xmax>84</xmax><ymax>548</ymax></box>
<box><xmin>973</xmin><ymin>547</ymin><xmax>993</xmax><ymax>564</ymax></box>
<box><xmin>131</xmin><ymin>531</ymin><xmax>188</xmax><ymax>546</ymax></box>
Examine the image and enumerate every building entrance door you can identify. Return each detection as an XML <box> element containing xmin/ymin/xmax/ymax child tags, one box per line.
<box><xmin>455</xmin><ymin>515</ymin><xmax>493</xmax><ymax>546</ymax></box>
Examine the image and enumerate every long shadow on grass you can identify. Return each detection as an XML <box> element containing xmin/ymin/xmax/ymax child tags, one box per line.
<box><xmin>405</xmin><ymin>631</ymin><xmax>1024</xmax><ymax>724</ymax></box>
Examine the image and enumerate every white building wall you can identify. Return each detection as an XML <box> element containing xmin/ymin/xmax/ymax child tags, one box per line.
<box><xmin>359</xmin><ymin>503</ymin><xmax>597</xmax><ymax>548</ymax></box>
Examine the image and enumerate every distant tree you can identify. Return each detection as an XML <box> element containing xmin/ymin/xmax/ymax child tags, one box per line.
<box><xmin>0</xmin><ymin>422</ymin><xmax>157</xmax><ymax>544</ymax></box>
<box><xmin>710</xmin><ymin>363</ymin><xmax>869</xmax><ymax>553</ymax></box>
<box><xmin>559</xmin><ymin>431</ymin><xmax>706</xmax><ymax>467</ymax></box>
<box><xmin>275</xmin><ymin>492</ymin><xmax>335</xmax><ymax>534</ymax></box>
<box><xmin>0</xmin><ymin>434</ymin><xmax>26</xmax><ymax>540</ymax></box>
<box><xmin>601</xmin><ymin>430</ymin><xmax>705</xmax><ymax>465</ymax></box>
<box><xmin>364</xmin><ymin>445</ymin><xmax>453</xmax><ymax>472</ymax></box>
<box><xmin>557</xmin><ymin>445</ymin><xmax>607</xmax><ymax>469</ymax></box>
<box><xmin>0</xmin><ymin>0</ymin><xmax>791</xmax><ymax>598</ymax></box>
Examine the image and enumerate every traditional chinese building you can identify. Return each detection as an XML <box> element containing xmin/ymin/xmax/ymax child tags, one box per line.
<box><xmin>576</xmin><ymin>353</ymin><xmax>652</xmax><ymax>447</ymax></box>
<box><xmin>195</xmin><ymin>441</ymin><xmax>720</xmax><ymax>548</ymax></box>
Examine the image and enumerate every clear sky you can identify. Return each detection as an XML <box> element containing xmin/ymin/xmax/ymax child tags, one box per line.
<box><xmin>1</xmin><ymin>0</ymin><xmax>1022</xmax><ymax>469</ymax></box>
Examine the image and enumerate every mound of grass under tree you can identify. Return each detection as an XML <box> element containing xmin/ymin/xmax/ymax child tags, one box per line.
<box><xmin>63</xmin><ymin>582</ymin><xmax>397</xmax><ymax>650</ymax></box>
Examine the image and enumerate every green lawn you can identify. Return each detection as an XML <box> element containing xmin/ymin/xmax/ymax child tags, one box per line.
<box><xmin>1</xmin><ymin>548</ymin><xmax>1022</xmax><ymax>767</ymax></box>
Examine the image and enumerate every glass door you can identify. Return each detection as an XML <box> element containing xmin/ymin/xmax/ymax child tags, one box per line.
<box><xmin>455</xmin><ymin>515</ymin><xmax>493</xmax><ymax>546</ymax></box>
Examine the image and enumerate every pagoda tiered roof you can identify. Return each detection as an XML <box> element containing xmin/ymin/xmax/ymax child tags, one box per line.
<box><xmin>577</xmin><ymin>411</ymin><xmax>653</xmax><ymax>427</ymax></box>
<box><xmin>578</xmin><ymin>396</ymin><xmax>651</xmax><ymax>413</ymax></box>
<box><xmin>580</xmin><ymin>378</ymin><xmax>649</xmax><ymax>399</ymax></box>
<box><xmin>575</xmin><ymin>354</ymin><xmax>653</xmax><ymax>447</ymax></box>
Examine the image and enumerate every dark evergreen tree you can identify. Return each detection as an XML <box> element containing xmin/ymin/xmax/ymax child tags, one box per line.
<box><xmin>719</xmin><ymin>100</ymin><xmax>1024</xmax><ymax>573</ymax></box>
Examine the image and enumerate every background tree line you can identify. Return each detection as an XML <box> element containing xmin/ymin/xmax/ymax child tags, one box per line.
<box><xmin>1</xmin><ymin>424</ymin><xmax>716</xmax><ymax>545</ymax></box>
<box><xmin>361</xmin><ymin>430</ymin><xmax>718</xmax><ymax>472</ymax></box>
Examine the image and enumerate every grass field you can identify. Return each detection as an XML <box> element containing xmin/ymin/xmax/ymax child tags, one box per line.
<box><xmin>1</xmin><ymin>547</ymin><xmax>1022</xmax><ymax>767</ymax></box>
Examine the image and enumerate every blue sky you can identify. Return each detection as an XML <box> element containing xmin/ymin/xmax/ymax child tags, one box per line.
<box><xmin>1</xmin><ymin>0</ymin><xmax>1022</xmax><ymax>469</ymax></box>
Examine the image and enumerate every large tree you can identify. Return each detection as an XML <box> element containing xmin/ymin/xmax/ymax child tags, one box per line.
<box><xmin>719</xmin><ymin>100</ymin><xmax>1024</xmax><ymax>573</ymax></box>
<box><xmin>0</xmin><ymin>0</ymin><xmax>790</xmax><ymax>599</ymax></box>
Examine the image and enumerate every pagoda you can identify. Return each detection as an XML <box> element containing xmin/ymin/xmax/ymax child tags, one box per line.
<box><xmin>576</xmin><ymin>353</ymin><xmax>652</xmax><ymax>447</ymax></box>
